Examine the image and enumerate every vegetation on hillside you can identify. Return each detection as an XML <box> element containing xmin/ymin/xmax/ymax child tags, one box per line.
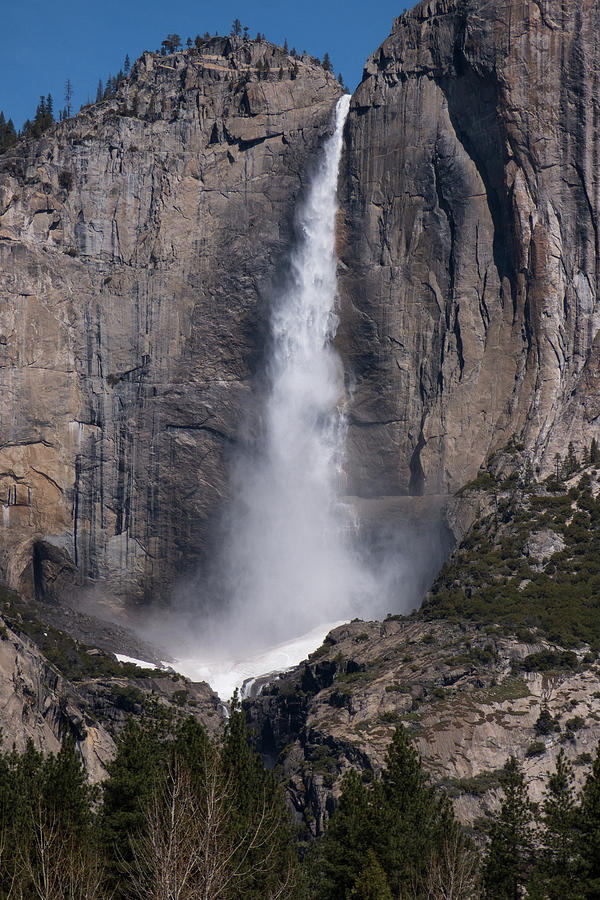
<box><xmin>0</xmin><ymin>705</ymin><xmax>294</xmax><ymax>899</ymax></box>
<box><xmin>421</xmin><ymin>442</ymin><xmax>600</xmax><ymax>649</ymax></box>
<box><xmin>0</xmin><ymin>584</ymin><xmax>159</xmax><ymax>683</ymax></box>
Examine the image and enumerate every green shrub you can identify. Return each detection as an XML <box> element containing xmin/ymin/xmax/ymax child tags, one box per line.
<box><xmin>565</xmin><ymin>715</ymin><xmax>585</xmax><ymax>732</ymax></box>
<box><xmin>172</xmin><ymin>690</ymin><xmax>188</xmax><ymax>707</ymax></box>
<box><xmin>525</xmin><ymin>741</ymin><xmax>546</xmax><ymax>757</ymax></box>
<box><xmin>517</xmin><ymin>651</ymin><xmax>578</xmax><ymax>673</ymax></box>
<box><xmin>535</xmin><ymin>707</ymin><xmax>560</xmax><ymax>736</ymax></box>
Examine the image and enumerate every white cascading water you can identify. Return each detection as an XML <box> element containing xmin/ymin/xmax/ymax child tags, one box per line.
<box><xmin>175</xmin><ymin>95</ymin><xmax>376</xmax><ymax>697</ymax></box>
<box><xmin>226</xmin><ymin>94</ymin><xmax>364</xmax><ymax>641</ymax></box>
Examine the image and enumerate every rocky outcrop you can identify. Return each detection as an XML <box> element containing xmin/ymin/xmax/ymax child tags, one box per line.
<box><xmin>339</xmin><ymin>0</ymin><xmax>600</xmax><ymax>500</ymax></box>
<box><xmin>0</xmin><ymin>586</ymin><xmax>224</xmax><ymax>778</ymax></box>
<box><xmin>0</xmin><ymin>614</ymin><xmax>115</xmax><ymax>780</ymax></box>
<box><xmin>246</xmin><ymin>618</ymin><xmax>600</xmax><ymax>835</ymax></box>
<box><xmin>0</xmin><ymin>37</ymin><xmax>341</xmax><ymax>603</ymax></box>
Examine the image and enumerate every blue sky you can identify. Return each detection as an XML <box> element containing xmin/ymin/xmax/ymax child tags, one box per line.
<box><xmin>2</xmin><ymin>1</ymin><xmax>407</xmax><ymax>130</ymax></box>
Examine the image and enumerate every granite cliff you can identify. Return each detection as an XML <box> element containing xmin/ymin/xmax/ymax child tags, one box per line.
<box><xmin>340</xmin><ymin>0</ymin><xmax>600</xmax><ymax>501</ymax></box>
<box><xmin>3</xmin><ymin>2</ymin><xmax>600</xmax><ymax>605</ymax></box>
<box><xmin>1</xmin><ymin>0</ymin><xmax>600</xmax><ymax>836</ymax></box>
<box><xmin>0</xmin><ymin>37</ymin><xmax>341</xmax><ymax>605</ymax></box>
<box><xmin>247</xmin><ymin>615</ymin><xmax>600</xmax><ymax>835</ymax></box>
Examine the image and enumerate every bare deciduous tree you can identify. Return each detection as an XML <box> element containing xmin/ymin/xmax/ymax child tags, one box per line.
<box><xmin>415</xmin><ymin>831</ymin><xmax>482</xmax><ymax>900</ymax></box>
<box><xmin>126</xmin><ymin>752</ymin><xmax>294</xmax><ymax>900</ymax></box>
<box><xmin>15</xmin><ymin>799</ymin><xmax>108</xmax><ymax>900</ymax></box>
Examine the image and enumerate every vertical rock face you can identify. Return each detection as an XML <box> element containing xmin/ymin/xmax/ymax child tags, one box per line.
<box><xmin>3</xmin><ymin>6</ymin><xmax>600</xmax><ymax>607</ymax></box>
<box><xmin>0</xmin><ymin>39</ymin><xmax>341</xmax><ymax>602</ymax></box>
<box><xmin>339</xmin><ymin>0</ymin><xmax>600</xmax><ymax>499</ymax></box>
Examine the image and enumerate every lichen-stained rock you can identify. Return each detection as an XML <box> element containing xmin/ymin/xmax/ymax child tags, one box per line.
<box><xmin>339</xmin><ymin>0</ymin><xmax>600</xmax><ymax>499</ymax></box>
<box><xmin>0</xmin><ymin>38</ymin><xmax>341</xmax><ymax>603</ymax></box>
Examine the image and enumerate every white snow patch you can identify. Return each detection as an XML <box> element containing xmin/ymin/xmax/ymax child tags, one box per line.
<box><xmin>174</xmin><ymin>621</ymin><xmax>345</xmax><ymax>701</ymax></box>
<box><xmin>115</xmin><ymin>653</ymin><xmax>159</xmax><ymax>670</ymax></box>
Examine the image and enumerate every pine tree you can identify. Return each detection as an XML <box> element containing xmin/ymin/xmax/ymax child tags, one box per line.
<box><xmin>349</xmin><ymin>849</ymin><xmax>393</xmax><ymax>899</ymax></box>
<box><xmin>0</xmin><ymin>739</ymin><xmax>44</xmax><ymax>894</ymax></box>
<box><xmin>124</xmin><ymin>53</ymin><xmax>131</xmax><ymax>74</ymax></box>
<box><xmin>65</xmin><ymin>78</ymin><xmax>73</xmax><ymax>118</ymax></box>
<box><xmin>218</xmin><ymin>696</ymin><xmax>295</xmax><ymax>898</ymax></box>
<box><xmin>103</xmin><ymin>75</ymin><xmax>118</xmax><ymax>99</ymax></box>
<box><xmin>378</xmin><ymin>725</ymin><xmax>459</xmax><ymax>896</ymax></box>
<box><xmin>562</xmin><ymin>441</ymin><xmax>579</xmax><ymax>478</ymax></box>
<box><xmin>483</xmin><ymin>757</ymin><xmax>534</xmax><ymax>900</ymax></box>
<box><xmin>96</xmin><ymin>79</ymin><xmax>103</xmax><ymax>103</ymax></box>
<box><xmin>161</xmin><ymin>33</ymin><xmax>182</xmax><ymax>54</ymax></box>
<box><xmin>0</xmin><ymin>112</ymin><xmax>17</xmax><ymax>152</ymax></box>
<box><xmin>42</xmin><ymin>734</ymin><xmax>93</xmax><ymax>837</ymax></box>
<box><xmin>591</xmin><ymin>438</ymin><xmax>600</xmax><ymax>465</ymax></box>
<box><xmin>577</xmin><ymin>739</ymin><xmax>600</xmax><ymax>897</ymax></box>
<box><xmin>231</xmin><ymin>18</ymin><xmax>242</xmax><ymax>36</ymax></box>
<box><xmin>537</xmin><ymin>749</ymin><xmax>583</xmax><ymax>899</ymax></box>
<box><xmin>535</xmin><ymin>705</ymin><xmax>557</xmax><ymax>736</ymax></box>
<box><xmin>312</xmin><ymin>726</ymin><xmax>462</xmax><ymax>899</ymax></box>
<box><xmin>100</xmin><ymin>717</ymin><xmax>170</xmax><ymax>889</ymax></box>
<box><xmin>5</xmin><ymin>117</ymin><xmax>16</xmax><ymax>148</ymax></box>
<box><xmin>312</xmin><ymin>768</ymin><xmax>373</xmax><ymax>898</ymax></box>
<box><xmin>322</xmin><ymin>52</ymin><xmax>333</xmax><ymax>72</ymax></box>
<box><xmin>23</xmin><ymin>95</ymin><xmax>55</xmax><ymax>139</ymax></box>
<box><xmin>0</xmin><ymin>735</ymin><xmax>97</xmax><ymax>896</ymax></box>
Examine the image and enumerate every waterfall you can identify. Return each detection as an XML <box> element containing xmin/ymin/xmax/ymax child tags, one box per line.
<box><xmin>171</xmin><ymin>94</ymin><xmax>387</xmax><ymax>696</ymax></box>
<box><xmin>127</xmin><ymin>94</ymin><xmax>448</xmax><ymax>697</ymax></box>
<box><xmin>223</xmin><ymin>93</ymin><xmax>367</xmax><ymax>652</ymax></box>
